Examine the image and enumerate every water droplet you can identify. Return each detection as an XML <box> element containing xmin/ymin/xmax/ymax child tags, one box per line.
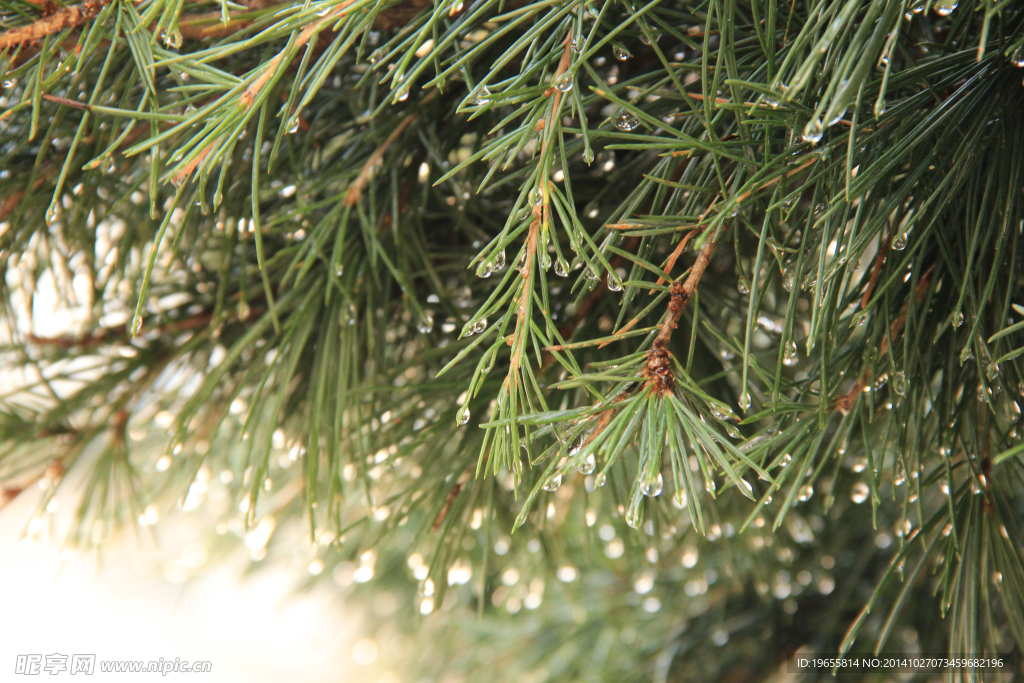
<box><xmin>782</xmin><ymin>264</ymin><xmax>796</xmax><ymax>292</ymax></box>
<box><xmin>543</xmin><ymin>473</ymin><xmax>563</xmax><ymax>492</ymax></box>
<box><xmin>493</xmin><ymin>249</ymin><xmax>506</xmax><ymax>271</ymax></box>
<box><xmin>851</xmin><ymin>310</ymin><xmax>869</xmax><ymax>327</ymax></box>
<box><xmin>369</xmin><ymin>47</ymin><xmax>386</xmax><ymax>65</ymax></box>
<box><xmin>961</xmin><ymin>345</ymin><xmax>973</xmax><ymax>364</ymax></box>
<box><xmin>613</xmin><ymin>44</ymin><xmax>632</xmax><ymax>61</ymax></box>
<box><xmin>737</xmin><ymin>277</ymin><xmax>750</xmax><ymax>294</ymax></box>
<box><xmin>615</xmin><ymin>111</ymin><xmax>640</xmax><ymax>131</ymax></box>
<box><xmin>826</xmin><ymin>108</ymin><xmax>847</xmax><ymax>126</ymax></box>
<box><xmin>911</xmin><ymin>0</ymin><xmax>926</xmax><ymax>12</ymax></box>
<box><xmin>456</xmin><ymin>405</ymin><xmax>470</xmax><ymax>425</ymax></box>
<box><xmin>801</xmin><ymin>119</ymin><xmax>823</xmax><ymax>144</ymax></box>
<box><xmin>639</xmin><ymin>29</ymin><xmax>661</xmax><ymax>45</ymax></box>
<box><xmin>892</xmin><ymin>233</ymin><xmax>907</xmax><ymax>250</ymax></box>
<box><xmin>779</xmin><ymin>453</ymin><xmax>792</xmax><ymax>468</ymax></box>
<box><xmin>554</xmin><ymin>259</ymin><xmax>569</xmax><ymax>277</ymax></box>
<box><xmin>892</xmin><ymin>371</ymin><xmax>907</xmax><ymax>396</ymax></box>
<box><xmin>783</xmin><ymin>341</ymin><xmax>798</xmax><ymax>366</ymax></box>
<box><xmin>471</xmin><ymin>318</ymin><xmax>487</xmax><ymax>335</ymax></box>
<box><xmin>797</xmin><ymin>485</ymin><xmax>813</xmax><ymax>502</ymax></box>
<box><xmin>470</xmin><ymin>85</ymin><xmax>491</xmax><ymax>105</ymax></box>
<box><xmin>2</xmin><ymin>78</ymin><xmax>17</xmax><ymax>88</ymax></box>
<box><xmin>624</xmin><ymin>503</ymin><xmax>641</xmax><ymax>529</ymax></box>
<box><xmin>873</xmin><ymin>98</ymin><xmax>887</xmax><ymax>118</ymax></box>
<box><xmin>672</xmin><ymin>489</ymin><xmax>687</xmax><ymax>509</ymax></box>
<box><xmin>934</xmin><ymin>0</ymin><xmax>956</xmax><ymax>15</ymax></box>
<box><xmin>640</xmin><ymin>473</ymin><xmax>664</xmax><ymax>497</ymax></box>
<box><xmin>163</xmin><ymin>29</ymin><xmax>182</xmax><ymax>49</ymax></box>
<box><xmin>555</xmin><ymin>72</ymin><xmax>574</xmax><ymax>92</ymax></box>
<box><xmin>738</xmin><ymin>392</ymin><xmax>751</xmax><ymax>411</ymax></box>
<box><xmin>570</xmin><ymin>40</ymin><xmax>582</xmax><ymax>54</ymax></box>
<box><xmin>595</xmin><ymin>473</ymin><xmax>607</xmax><ymax>487</ymax></box>
<box><xmin>476</xmin><ymin>262</ymin><xmax>492</xmax><ymax>278</ymax></box>
<box><xmin>515</xmin><ymin>250</ymin><xmax>528</xmax><ymax>273</ymax></box>
<box><xmin>952</xmin><ymin>311</ymin><xmax>964</xmax><ymax>328</ymax></box>
<box><xmin>986</xmin><ymin>363</ymin><xmax>1000</xmax><ymax>381</ymax></box>
<box><xmin>527</xmin><ymin>187</ymin><xmax>543</xmax><ymax>208</ymax></box>
<box><xmin>705</xmin><ymin>478</ymin><xmax>716</xmax><ymax>494</ymax></box>
<box><xmin>709</xmin><ymin>404</ymin><xmax>736</xmax><ymax>421</ymax></box>
<box><xmin>394</xmin><ymin>85</ymin><xmax>410</xmax><ymax>103</ymax></box>
<box><xmin>537</xmin><ymin>248</ymin><xmax>551</xmax><ymax>271</ymax></box>
<box><xmin>578</xmin><ymin>453</ymin><xmax>596</xmax><ymax>475</ymax></box>
<box><xmin>1012</xmin><ymin>47</ymin><xmax>1024</xmax><ymax>68</ymax></box>
<box><xmin>417</xmin><ymin>312</ymin><xmax>434</xmax><ymax>333</ymax></box>
<box><xmin>608</xmin><ymin>277</ymin><xmax>623</xmax><ymax>292</ymax></box>
<box><xmin>582</xmin><ymin>148</ymin><xmax>594</xmax><ymax>164</ymax></box>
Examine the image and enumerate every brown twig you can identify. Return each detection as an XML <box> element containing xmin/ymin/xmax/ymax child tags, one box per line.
<box><xmin>654</xmin><ymin>224</ymin><xmax>702</xmax><ymax>289</ymax></box>
<box><xmin>344</xmin><ymin>106</ymin><xmax>423</xmax><ymax>207</ymax></box>
<box><xmin>509</xmin><ymin>206</ymin><xmax>540</xmax><ymax>375</ymax></box>
<box><xmin>860</xmin><ymin>229</ymin><xmax>892</xmax><ymax>309</ymax></box>
<box><xmin>834</xmin><ymin>264</ymin><xmax>933</xmax><ymax>414</ymax></box>
<box><xmin>240</xmin><ymin>0</ymin><xmax>359</xmax><ymax>108</ymax></box>
<box><xmin>431</xmin><ymin>482</ymin><xmax>462</xmax><ymax>530</ymax></box>
<box><xmin>0</xmin><ymin>0</ymin><xmax>108</xmax><ymax>48</ymax></box>
<box><xmin>506</xmin><ymin>32</ymin><xmax>573</xmax><ymax>377</ymax></box>
<box><xmin>42</xmin><ymin>93</ymin><xmax>90</xmax><ymax>110</ymax></box>
<box><xmin>0</xmin><ymin>191</ymin><xmax>28</xmax><ymax>223</ymax></box>
<box><xmin>0</xmin><ymin>165</ymin><xmax>60</xmax><ymax>221</ymax></box>
<box><xmin>171</xmin><ymin>141</ymin><xmax>216</xmax><ymax>186</ymax></box>
<box><xmin>653</xmin><ymin>196</ymin><xmax>720</xmax><ymax>290</ymax></box>
<box><xmin>735</xmin><ymin>156</ymin><xmax>819</xmax><ymax>204</ymax></box>
<box><xmin>645</xmin><ymin>225</ymin><xmax>723</xmax><ymax>395</ymax></box>
<box><xmin>431</xmin><ymin>469</ymin><xmax>471</xmax><ymax>530</ymax></box>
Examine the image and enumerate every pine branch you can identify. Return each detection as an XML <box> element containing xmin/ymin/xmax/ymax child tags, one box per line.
<box><xmin>646</xmin><ymin>224</ymin><xmax>723</xmax><ymax>396</ymax></box>
<box><xmin>2</xmin><ymin>0</ymin><xmax>1024</xmax><ymax>674</ymax></box>
<box><xmin>0</xmin><ymin>0</ymin><xmax>108</xmax><ymax>48</ymax></box>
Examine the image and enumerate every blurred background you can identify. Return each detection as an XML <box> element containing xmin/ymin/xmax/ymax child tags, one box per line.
<box><xmin>0</xmin><ymin>481</ymin><xmax>391</xmax><ymax>682</ymax></box>
<box><xmin>0</xmin><ymin>290</ymin><xmax>417</xmax><ymax>682</ymax></box>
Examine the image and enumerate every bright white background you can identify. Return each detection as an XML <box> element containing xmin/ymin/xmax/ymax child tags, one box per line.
<box><xmin>0</xmin><ymin>487</ymin><xmax>373</xmax><ymax>682</ymax></box>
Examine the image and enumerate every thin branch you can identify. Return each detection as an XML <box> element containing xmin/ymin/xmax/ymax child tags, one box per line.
<box><xmin>239</xmin><ymin>0</ymin><xmax>358</xmax><ymax>107</ymax></box>
<box><xmin>171</xmin><ymin>141</ymin><xmax>216</xmax><ymax>185</ymax></box>
<box><xmin>508</xmin><ymin>207</ymin><xmax>540</xmax><ymax>375</ymax></box>
<box><xmin>645</xmin><ymin>224</ymin><xmax>723</xmax><ymax>395</ymax></box>
<box><xmin>344</xmin><ymin>105</ymin><xmax>424</xmax><ymax>207</ymax></box>
<box><xmin>507</xmin><ymin>31</ymin><xmax>573</xmax><ymax>376</ymax></box>
<box><xmin>834</xmin><ymin>264</ymin><xmax>934</xmax><ymax>414</ymax></box>
<box><xmin>861</xmin><ymin>228</ymin><xmax>892</xmax><ymax>309</ymax></box>
<box><xmin>0</xmin><ymin>0</ymin><xmax>108</xmax><ymax>49</ymax></box>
